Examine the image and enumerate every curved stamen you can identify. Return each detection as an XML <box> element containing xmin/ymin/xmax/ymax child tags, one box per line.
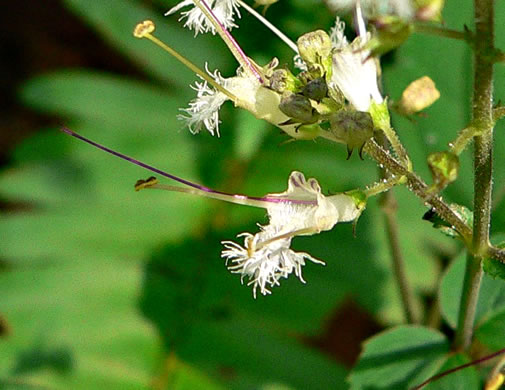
<box><xmin>192</xmin><ymin>0</ymin><xmax>264</xmax><ymax>83</ymax></box>
<box><xmin>61</xmin><ymin>127</ymin><xmax>316</xmax><ymax>206</ymax></box>
<box><xmin>134</xmin><ymin>20</ymin><xmax>237</xmax><ymax>101</ymax></box>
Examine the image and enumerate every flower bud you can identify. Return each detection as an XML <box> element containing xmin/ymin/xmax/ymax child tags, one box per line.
<box><xmin>297</xmin><ymin>30</ymin><xmax>333</xmax><ymax>74</ymax></box>
<box><xmin>397</xmin><ymin>76</ymin><xmax>440</xmax><ymax>115</ymax></box>
<box><xmin>269</xmin><ymin>69</ymin><xmax>301</xmax><ymax>93</ymax></box>
<box><xmin>279</xmin><ymin>93</ymin><xmax>317</xmax><ymax>124</ymax></box>
<box><xmin>302</xmin><ymin>77</ymin><xmax>328</xmax><ymax>102</ymax></box>
<box><xmin>427</xmin><ymin>151</ymin><xmax>459</xmax><ymax>189</ymax></box>
<box><xmin>330</xmin><ymin>110</ymin><xmax>374</xmax><ymax>159</ymax></box>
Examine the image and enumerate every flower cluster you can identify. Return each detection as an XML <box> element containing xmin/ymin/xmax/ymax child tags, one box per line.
<box><xmin>139</xmin><ymin>0</ymin><xmax>386</xmax><ymax>295</ymax></box>
<box><xmin>167</xmin><ymin>0</ymin><xmax>384</xmax><ymax>155</ymax></box>
<box><xmin>65</xmin><ymin>0</ymin><xmax>396</xmax><ymax>297</ymax></box>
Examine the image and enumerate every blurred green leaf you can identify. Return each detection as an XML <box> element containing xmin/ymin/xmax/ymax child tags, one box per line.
<box><xmin>475</xmin><ymin>308</ymin><xmax>505</xmax><ymax>350</ymax></box>
<box><xmin>62</xmin><ymin>0</ymin><xmax>230</xmax><ymax>89</ymax></box>
<box><xmin>483</xmin><ymin>257</ymin><xmax>505</xmax><ymax>281</ymax></box>
<box><xmin>0</xmin><ymin>256</ymin><xmax>159</xmax><ymax>389</ymax></box>
<box><xmin>349</xmin><ymin>326</ymin><xmax>449</xmax><ymax>389</ymax></box>
<box><xmin>424</xmin><ymin>354</ymin><xmax>479</xmax><ymax>390</ymax></box>
<box><xmin>20</xmin><ymin>70</ymin><xmax>179</xmax><ymax>130</ymax></box>
<box><xmin>139</xmin><ymin>232</ymin><xmax>349</xmax><ymax>389</ymax></box>
<box><xmin>439</xmin><ymin>254</ymin><xmax>505</xmax><ymax>329</ymax></box>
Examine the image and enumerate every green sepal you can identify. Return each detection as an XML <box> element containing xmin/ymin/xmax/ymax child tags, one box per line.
<box><xmin>427</xmin><ymin>151</ymin><xmax>459</xmax><ymax>188</ymax></box>
<box><xmin>312</xmin><ymin>97</ymin><xmax>341</xmax><ymax>116</ymax></box>
<box><xmin>346</xmin><ymin>189</ymin><xmax>367</xmax><ymax>212</ymax></box>
<box><xmin>369</xmin><ymin>99</ymin><xmax>391</xmax><ymax>131</ymax></box>
<box><xmin>269</xmin><ymin>68</ymin><xmax>303</xmax><ymax>93</ymax></box>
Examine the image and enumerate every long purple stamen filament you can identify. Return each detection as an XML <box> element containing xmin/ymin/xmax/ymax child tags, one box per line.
<box><xmin>61</xmin><ymin>127</ymin><xmax>315</xmax><ymax>206</ymax></box>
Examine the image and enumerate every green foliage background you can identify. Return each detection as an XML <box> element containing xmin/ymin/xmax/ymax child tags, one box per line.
<box><xmin>1</xmin><ymin>0</ymin><xmax>505</xmax><ymax>388</ymax></box>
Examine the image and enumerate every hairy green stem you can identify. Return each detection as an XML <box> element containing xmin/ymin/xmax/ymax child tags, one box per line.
<box><xmin>449</xmin><ymin>126</ymin><xmax>477</xmax><ymax>155</ymax></box>
<box><xmin>454</xmin><ymin>0</ymin><xmax>495</xmax><ymax>352</ymax></box>
<box><xmin>365</xmin><ymin>139</ymin><xmax>473</xmax><ymax>242</ymax></box>
<box><xmin>453</xmin><ymin>253</ymin><xmax>484</xmax><ymax>351</ymax></box>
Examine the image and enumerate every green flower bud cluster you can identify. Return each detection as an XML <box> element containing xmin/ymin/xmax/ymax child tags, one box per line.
<box><xmin>261</xmin><ymin>29</ymin><xmax>382</xmax><ymax>159</ymax></box>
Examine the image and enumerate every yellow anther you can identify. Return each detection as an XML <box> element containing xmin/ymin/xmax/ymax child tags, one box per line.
<box><xmin>134</xmin><ymin>176</ymin><xmax>159</xmax><ymax>191</ymax></box>
<box><xmin>134</xmin><ymin>20</ymin><xmax>155</xmax><ymax>38</ymax></box>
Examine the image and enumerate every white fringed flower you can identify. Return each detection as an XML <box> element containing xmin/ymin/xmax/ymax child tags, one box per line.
<box><xmin>222</xmin><ymin>171</ymin><xmax>362</xmax><ymax>297</ymax></box>
<box><xmin>179</xmin><ymin>67</ymin><xmax>229</xmax><ymax>136</ymax></box>
<box><xmin>181</xmin><ymin>65</ymin><xmax>308</xmax><ymax>138</ymax></box>
<box><xmin>223</xmin><ymin>229</ymin><xmax>325</xmax><ymax>298</ymax></box>
<box><xmin>329</xmin><ymin>15</ymin><xmax>384</xmax><ymax>112</ymax></box>
<box><xmin>166</xmin><ymin>0</ymin><xmax>241</xmax><ymax>35</ymax></box>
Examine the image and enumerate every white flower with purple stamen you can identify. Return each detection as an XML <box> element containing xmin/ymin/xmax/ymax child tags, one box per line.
<box><xmin>166</xmin><ymin>0</ymin><xmax>241</xmax><ymax>35</ymax></box>
<box><xmin>60</xmin><ymin>128</ymin><xmax>363</xmax><ymax>298</ymax></box>
<box><xmin>222</xmin><ymin>171</ymin><xmax>362</xmax><ymax>297</ymax></box>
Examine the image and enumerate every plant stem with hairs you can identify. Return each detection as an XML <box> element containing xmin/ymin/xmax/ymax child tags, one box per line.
<box><xmin>453</xmin><ymin>0</ymin><xmax>495</xmax><ymax>352</ymax></box>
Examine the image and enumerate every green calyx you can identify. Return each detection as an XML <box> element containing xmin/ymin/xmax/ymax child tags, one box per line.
<box><xmin>346</xmin><ymin>189</ymin><xmax>368</xmax><ymax>212</ymax></box>
<box><xmin>427</xmin><ymin>151</ymin><xmax>459</xmax><ymax>189</ymax></box>
<box><xmin>330</xmin><ymin>110</ymin><xmax>374</xmax><ymax>159</ymax></box>
<box><xmin>369</xmin><ymin>100</ymin><xmax>391</xmax><ymax>131</ymax></box>
<box><xmin>269</xmin><ymin>68</ymin><xmax>302</xmax><ymax>94</ymax></box>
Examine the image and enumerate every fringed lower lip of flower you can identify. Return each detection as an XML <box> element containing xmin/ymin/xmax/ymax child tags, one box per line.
<box><xmin>222</xmin><ymin>230</ymin><xmax>325</xmax><ymax>298</ymax></box>
<box><xmin>61</xmin><ymin>128</ymin><xmax>366</xmax><ymax>298</ymax></box>
<box><xmin>166</xmin><ymin>0</ymin><xmax>242</xmax><ymax>35</ymax></box>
